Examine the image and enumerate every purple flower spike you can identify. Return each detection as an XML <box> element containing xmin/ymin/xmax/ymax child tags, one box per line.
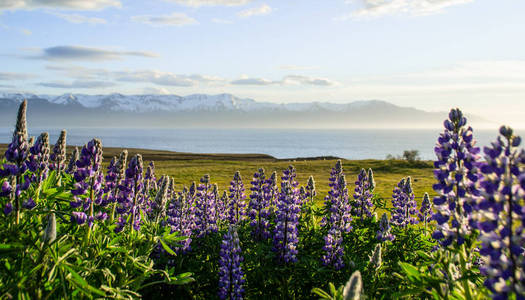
<box><xmin>115</xmin><ymin>154</ymin><xmax>144</xmax><ymax>232</ymax></box>
<box><xmin>432</xmin><ymin>108</ymin><xmax>482</xmax><ymax>248</ymax></box>
<box><xmin>227</xmin><ymin>171</ymin><xmax>247</xmax><ymax>225</ymax></box>
<box><xmin>218</xmin><ymin>226</ymin><xmax>245</xmax><ymax>300</ymax></box>
<box><xmin>50</xmin><ymin>130</ymin><xmax>67</xmax><ymax>172</ymax></box>
<box><xmin>248</xmin><ymin>168</ymin><xmax>271</xmax><ymax>241</ymax></box>
<box><xmin>167</xmin><ymin>188</ymin><xmax>194</xmax><ymax>253</ymax></box>
<box><xmin>352</xmin><ymin>168</ymin><xmax>374</xmax><ymax>218</ymax></box>
<box><xmin>376</xmin><ymin>213</ymin><xmax>395</xmax><ymax>242</ymax></box>
<box><xmin>391</xmin><ymin>177</ymin><xmax>418</xmax><ymax>228</ymax></box>
<box><xmin>194</xmin><ymin>174</ymin><xmax>218</xmax><ymax>238</ymax></box>
<box><xmin>477</xmin><ymin>126</ymin><xmax>524</xmax><ymax>298</ymax></box>
<box><xmin>273</xmin><ymin>166</ymin><xmax>301</xmax><ymax>264</ymax></box>
<box><xmin>321</xmin><ymin>160</ymin><xmax>352</xmax><ymax>269</ymax></box>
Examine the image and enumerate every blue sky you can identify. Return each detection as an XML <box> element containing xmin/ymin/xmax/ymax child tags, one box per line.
<box><xmin>1</xmin><ymin>0</ymin><xmax>524</xmax><ymax>127</ymax></box>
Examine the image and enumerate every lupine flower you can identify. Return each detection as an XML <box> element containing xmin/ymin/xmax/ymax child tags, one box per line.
<box><xmin>22</xmin><ymin>198</ymin><xmax>36</xmax><ymax>210</ymax></box>
<box><xmin>227</xmin><ymin>171</ymin><xmax>246</xmax><ymax>225</ymax></box>
<box><xmin>352</xmin><ymin>168</ymin><xmax>374</xmax><ymax>218</ymax></box>
<box><xmin>153</xmin><ymin>175</ymin><xmax>170</xmax><ymax>222</ymax></box>
<box><xmin>305</xmin><ymin>175</ymin><xmax>316</xmax><ymax>203</ymax></box>
<box><xmin>431</xmin><ymin>108</ymin><xmax>482</xmax><ymax>247</ymax></box>
<box><xmin>70</xmin><ymin>139</ymin><xmax>104</xmax><ymax>227</ymax></box>
<box><xmin>343</xmin><ymin>270</ymin><xmax>363</xmax><ymax>300</ymax></box>
<box><xmin>5</xmin><ymin>100</ymin><xmax>29</xmax><ymax>172</ymax></box>
<box><xmin>322</xmin><ymin>160</ymin><xmax>352</xmax><ymax>269</ymax></box>
<box><xmin>376</xmin><ymin>213</ymin><xmax>395</xmax><ymax>242</ymax></box>
<box><xmin>273</xmin><ymin>166</ymin><xmax>301</xmax><ymax>264</ymax></box>
<box><xmin>105</xmin><ymin>150</ymin><xmax>127</xmax><ymax>220</ymax></box>
<box><xmin>50</xmin><ymin>130</ymin><xmax>67</xmax><ymax>172</ymax></box>
<box><xmin>368</xmin><ymin>244</ymin><xmax>382</xmax><ymax>270</ymax></box>
<box><xmin>248</xmin><ymin>168</ymin><xmax>271</xmax><ymax>240</ymax></box>
<box><xmin>264</xmin><ymin>171</ymin><xmax>278</xmax><ymax>208</ymax></box>
<box><xmin>391</xmin><ymin>177</ymin><xmax>418</xmax><ymax>228</ymax></box>
<box><xmin>477</xmin><ymin>126</ymin><xmax>524</xmax><ymax>298</ymax></box>
<box><xmin>418</xmin><ymin>192</ymin><xmax>433</xmax><ymax>234</ymax></box>
<box><xmin>218</xmin><ymin>226</ymin><xmax>245</xmax><ymax>300</ymax></box>
<box><xmin>212</xmin><ymin>184</ymin><xmax>225</xmax><ymax>225</ymax></box>
<box><xmin>26</xmin><ymin>132</ymin><xmax>51</xmax><ymax>185</ymax></box>
<box><xmin>66</xmin><ymin>147</ymin><xmax>79</xmax><ymax>174</ymax></box>
<box><xmin>194</xmin><ymin>174</ymin><xmax>218</xmax><ymax>238</ymax></box>
<box><xmin>368</xmin><ymin>168</ymin><xmax>376</xmax><ymax>191</ymax></box>
<box><xmin>43</xmin><ymin>213</ymin><xmax>57</xmax><ymax>244</ymax></box>
<box><xmin>144</xmin><ymin>161</ymin><xmax>157</xmax><ymax>194</ymax></box>
<box><xmin>115</xmin><ymin>154</ymin><xmax>144</xmax><ymax>233</ymax></box>
<box><xmin>166</xmin><ymin>189</ymin><xmax>194</xmax><ymax>252</ymax></box>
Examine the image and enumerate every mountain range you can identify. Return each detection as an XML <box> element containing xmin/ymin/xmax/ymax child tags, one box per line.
<box><xmin>0</xmin><ymin>93</ymin><xmax>487</xmax><ymax>128</ymax></box>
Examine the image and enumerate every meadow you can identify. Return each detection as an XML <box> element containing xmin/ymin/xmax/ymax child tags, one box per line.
<box><xmin>0</xmin><ymin>101</ymin><xmax>523</xmax><ymax>299</ymax></box>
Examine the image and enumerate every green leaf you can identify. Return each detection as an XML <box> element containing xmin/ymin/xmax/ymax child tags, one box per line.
<box><xmin>63</xmin><ymin>265</ymin><xmax>106</xmax><ymax>297</ymax></box>
<box><xmin>159</xmin><ymin>238</ymin><xmax>177</xmax><ymax>256</ymax></box>
<box><xmin>399</xmin><ymin>262</ymin><xmax>421</xmax><ymax>281</ymax></box>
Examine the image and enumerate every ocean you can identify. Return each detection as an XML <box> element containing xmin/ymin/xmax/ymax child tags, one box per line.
<box><xmin>0</xmin><ymin>127</ymin><xmax>518</xmax><ymax>160</ymax></box>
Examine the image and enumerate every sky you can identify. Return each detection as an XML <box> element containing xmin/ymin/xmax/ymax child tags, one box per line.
<box><xmin>0</xmin><ymin>0</ymin><xmax>524</xmax><ymax>128</ymax></box>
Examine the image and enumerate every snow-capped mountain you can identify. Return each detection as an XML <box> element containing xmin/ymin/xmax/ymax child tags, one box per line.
<box><xmin>0</xmin><ymin>92</ymin><xmax>397</xmax><ymax>113</ymax></box>
<box><xmin>0</xmin><ymin>92</ymin><xmax>488</xmax><ymax>128</ymax></box>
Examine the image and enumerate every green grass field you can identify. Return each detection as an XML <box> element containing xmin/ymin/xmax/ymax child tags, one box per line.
<box><xmin>1</xmin><ymin>143</ymin><xmax>436</xmax><ymax>205</ymax></box>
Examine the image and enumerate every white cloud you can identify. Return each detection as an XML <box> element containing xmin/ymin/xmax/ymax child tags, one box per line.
<box><xmin>51</xmin><ymin>12</ymin><xmax>107</xmax><ymax>24</ymax></box>
<box><xmin>143</xmin><ymin>87</ymin><xmax>172</xmax><ymax>94</ymax></box>
<box><xmin>0</xmin><ymin>72</ymin><xmax>35</xmax><ymax>80</ymax></box>
<box><xmin>231</xmin><ymin>75</ymin><xmax>338</xmax><ymax>86</ymax></box>
<box><xmin>38</xmin><ymin>80</ymin><xmax>116</xmax><ymax>88</ymax></box>
<box><xmin>278</xmin><ymin>65</ymin><xmax>317</xmax><ymax>71</ymax></box>
<box><xmin>131</xmin><ymin>12</ymin><xmax>198</xmax><ymax>26</ymax></box>
<box><xmin>238</xmin><ymin>4</ymin><xmax>272</xmax><ymax>17</ymax></box>
<box><xmin>338</xmin><ymin>0</ymin><xmax>474</xmax><ymax>19</ymax></box>
<box><xmin>0</xmin><ymin>0</ymin><xmax>121</xmax><ymax>11</ymax></box>
<box><xmin>166</xmin><ymin>0</ymin><xmax>252</xmax><ymax>7</ymax></box>
<box><xmin>27</xmin><ymin>46</ymin><xmax>158</xmax><ymax>61</ymax></box>
<box><xmin>115</xmin><ymin>70</ymin><xmax>224</xmax><ymax>87</ymax></box>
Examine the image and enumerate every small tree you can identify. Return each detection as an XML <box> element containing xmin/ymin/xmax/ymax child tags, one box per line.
<box><xmin>402</xmin><ymin>150</ymin><xmax>419</xmax><ymax>162</ymax></box>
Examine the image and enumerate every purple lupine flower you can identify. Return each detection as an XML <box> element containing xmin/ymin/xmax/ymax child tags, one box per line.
<box><xmin>477</xmin><ymin>126</ymin><xmax>525</xmax><ymax>298</ymax></box>
<box><xmin>22</xmin><ymin>197</ymin><xmax>36</xmax><ymax>210</ymax></box>
<box><xmin>431</xmin><ymin>108</ymin><xmax>482</xmax><ymax>247</ymax></box>
<box><xmin>273</xmin><ymin>165</ymin><xmax>301</xmax><ymax>264</ymax></box>
<box><xmin>71</xmin><ymin>211</ymin><xmax>87</xmax><ymax>225</ymax></box>
<box><xmin>227</xmin><ymin>171</ymin><xmax>246</xmax><ymax>225</ymax></box>
<box><xmin>50</xmin><ymin>130</ymin><xmax>67</xmax><ymax>172</ymax></box>
<box><xmin>418</xmin><ymin>192</ymin><xmax>433</xmax><ymax>234</ymax></box>
<box><xmin>248</xmin><ymin>168</ymin><xmax>271</xmax><ymax>240</ymax></box>
<box><xmin>215</xmin><ymin>188</ymin><xmax>228</xmax><ymax>226</ymax></box>
<box><xmin>321</xmin><ymin>160</ymin><xmax>352</xmax><ymax>269</ymax></box>
<box><xmin>105</xmin><ymin>150</ymin><xmax>127</xmax><ymax>221</ymax></box>
<box><xmin>66</xmin><ymin>147</ymin><xmax>79</xmax><ymax>174</ymax></box>
<box><xmin>115</xmin><ymin>154</ymin><xmax>144</xmax><ymax>232</ymax></box>
<box><xmin>5</xmin><ymin>100</ymin><xmax>29</xmax><ymax>171</ymax></box>
<box><xmin>70</xmin><ymin>139</ymin><xmax>104</xmax><ymax>227</ymax></box>
<box><xmin>305</xmin><ymin>175</ymin><xmax>316</xmax><ymax>203</ymax></box>
<box><xmin>4</xmin><ymin>101</ymin><xmax>29</xmax><ymax>223</ymax></box>
<box><xmin>376</xmin><ymin>213</ymin><xmax>395</xmax><ymax>242</ymax></box>
<box><xmin>166</xmin><ymin>188</ymin><xmax>194</xmax><ymax>253</ymax></box>
<box><xmin>26</xmin><ymin>132</ymin><xmax>51</xmax><ymax>185</ymax></box>
<box><xmin>218</xmin><ymin>226</ymin><xmax>245</xmax><ymax>300</ymax></box>
<box><xmin>3</xmin><ymin>202</ymin><xmax>13</xmax><ymax>216</ymax></box>
<box><xmin>352</xmin><ymin>168</ymin><xmax>374</xmax><ymax>218</ymax></box>
<box><xmin>391</xmin><ymin>177</ymin><xmax>418</xmax><ymax>228</ymax></box>
<box><xmin>144</xmin><ymin>161</ymin><xmax>157</xmax><ymax>193</ymax></box>
<box><xmin>194</xmin><ymin>174</ymin><xmax>218</xmax><ymax>238</ymax></box>
<box><xmin>264</xmin><ymin>171</ymin><xmax>278</xmax><ymax>208</ymax></box>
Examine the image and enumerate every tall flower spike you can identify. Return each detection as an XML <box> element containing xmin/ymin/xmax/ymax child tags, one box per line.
<box><xmin>43</xmin><ymin>213</ymin><xmax>57</xmax><ymax>244</ymax></box>
<box><xmin>115</xmin><ymin>154</ymin><xmax>144</xmax><ymax>232</ymax></box>
<box><xmin>166</xmin><ymin>189</ymin><xmax>194</xmax><ymax>253</ymax></box>
<box><xmin>376</xmin><ymin>213</ymin><xmax>395</xmax><ymax>242</ymax></box>
<box><xmin>367</xmin><ymin>168</ymin><xmax>375</xmax><ymax>191</ymax></box>
<box><xmin>194</xmin><ymin>174</ymin><xmax>217</xmax><ymax>238</ymax></box>
<box><xmin>70</xmin><ymin>139</ymin><xmax>104</xmax><ymax>227</ymax></box>
<box><xmin>391</xmin><ymin>177</ymin><xmax>418</xmax><ymax>228</ymax></box>
<box><xmin>431</xmin><ymin>108</ymin><xmax>482</xmax><ymax>247</ymax></box>
<box><xmin>353</xmin><ymin>168</ymin><xmax>374</xmax><ymax>218</ymax></box>
<box><xmin>218</xmin><ymin>226</ymin><xmax>245</xmax><ymax>300</ymax></box>
<box><xmin>50</xmin><ymin>130</ymin><xmax>67</xmax><ymax>172</ymax></box>
<box><xmin>418</xmin><ymin>192</ymin><xmax>432</xmax><ymax>234</ymax></box>
<box><xmin>322</xmin><ymin>161</ymin><xmax>352</xmax><ymax>269</ymax></box>
<box><xmin>153</xmin><ymin>175</ymin><xmax>169</xmax><ymax>222</ymax></box>
<box><xmin>248</xmin><ymin>168</ymin><xmax>271</xmax><ymax>240</ymax></box>
<box><xmin>306</xmin><ymin>175</ymin><xmax>316</xmax><ymax>202</ymax></box>
<box><xmin>5</xmin><ymin>100</ymin><xmax>29</xmax><ymax>168</ymax></box>
<box><xmin>27</xmin><ymin>132</ymin><xmax>51</xmax><ymax>185</ymax></box>
<box><xmin>227</xmin><ymin>172</ymin><xmax>246</xmax><ymax>225</ymax></box>
<box><xmin>66</xmin><ymin>147</ymin><xmax>79</xmax><ymax>174</ymax></box>
<box><xmin>342</xmin><ymin>270</ymin><xmax>363</xmax><ymax>300</ymax></box>
<box><xmin>477</xmin><ymin>126</ymin><xmax>524</xmax><ymax>298</ymax></box>
<box><xmin>368</xmin><ymin>244</ymin><xmax>382</xmax><ymax>270</ymax></box>
<box><xmin>273</xmin><ymin>166</ymin><xmax>301</xmax><ymax>264</ymax></box>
